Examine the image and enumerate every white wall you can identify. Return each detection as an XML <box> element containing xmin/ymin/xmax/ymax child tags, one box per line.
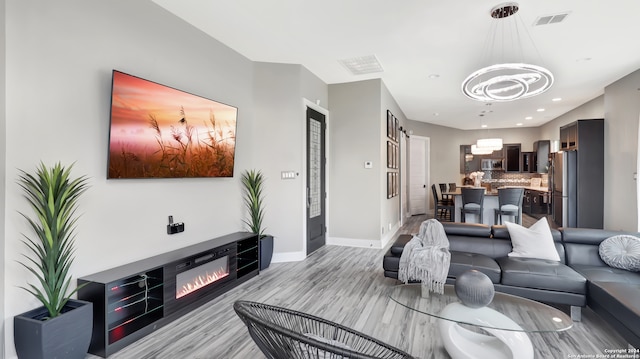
<box><xmin>3</xmin><ymin>1</ymin><xmax>256</xmax><ymax>357</ymax></box>
<box><xmin>328</xmin><ymin>80</ymin><xmax>381</xmax><ymax>245</ymax></box>
<box><xmin>0</xmin><ymin>0</ymin><xmax>6</xmax><ymax>355</ymax></box>
<box><xmin>252</xmin><ymin>62</ymin><xmax>328</xmax><ymax>259</ymax></box>
<box><xmin>326</xmin><ymin>79</ymin><xmax>407</xmax><ymax>247</ymax></box>
<box><xmin>380</xmin><ymin>81</ymin><xmax>406</xmax><ymax>244</ymax></box>
<box><xmin>604</xmin><ymin>70</ymin><xmax>640</xmax><ymax>231</ymax></box>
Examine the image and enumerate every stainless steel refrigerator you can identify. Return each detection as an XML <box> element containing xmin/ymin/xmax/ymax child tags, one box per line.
<box><xmin>551</xmin><ymin>151</ymin><xmax>577</xmax><ymax>227</ymax></box>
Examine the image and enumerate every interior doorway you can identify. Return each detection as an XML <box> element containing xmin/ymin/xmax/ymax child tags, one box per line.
<box><xmin>409</xmin><ymin>136</ymin><xmax>430</xmax><ymax>215</ymax></box>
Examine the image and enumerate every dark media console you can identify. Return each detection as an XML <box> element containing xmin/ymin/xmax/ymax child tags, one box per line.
<box><xmin>78</xmin><ymin>232</ymin><xmax>259</xmax><ymax>357</ymax></box>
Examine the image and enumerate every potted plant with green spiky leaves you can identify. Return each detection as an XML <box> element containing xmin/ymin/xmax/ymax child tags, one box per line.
<box><xmin>13</xmin><ymin>162</ymin><xmax>93</xmax><ymax>359</ymax></box>
<box><xmin>241</xmin><ymin>169</ymin><xmax>273</xmax><ymax>270</ymax></box>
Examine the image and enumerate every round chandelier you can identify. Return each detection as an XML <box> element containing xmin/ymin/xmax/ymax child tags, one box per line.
<box><xmin>462</xmin><ymin>3</ymin><xmax>554</xmax><ymax>102</ymax></box>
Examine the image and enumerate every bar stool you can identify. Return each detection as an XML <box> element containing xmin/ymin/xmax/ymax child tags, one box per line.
<box><xmin>431</xmin><ymin>184</ymin><xmax>454</xmax><ymax>221</ymax></box>
<box><xmin>460</xmin><ymin>187</ymin><xmax>485</xmax><ymax>223</ymax></box>
<box><xmin>448</xmin><ymin>183</ymin><xmax>457</xmax><ymax>193</ymax></box>
<box><xmin>494</xmin><ymin>187</ymin><xmax>524</xmax><ymax>225</ymax></box>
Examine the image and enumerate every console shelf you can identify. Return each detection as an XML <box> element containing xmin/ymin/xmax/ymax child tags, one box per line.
<box><xmin>78</xmin><ymin>232</ymin><xmax>259</xmax><ymax>357</ymax></box>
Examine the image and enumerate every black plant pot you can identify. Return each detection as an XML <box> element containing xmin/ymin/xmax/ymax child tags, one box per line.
<box><xmin>259</xmin><ymin>235</ymin><xmax>274</xmax><ymax>271</ymax></box>
<box><xmin>14</xmin><ymin>299</ymin><xmax>93</xmax><ymax>359</ymax></box>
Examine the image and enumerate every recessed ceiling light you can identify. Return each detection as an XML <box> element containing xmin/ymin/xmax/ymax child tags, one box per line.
<box><xmin>481</xmin><ymin>124</ymin><xmax>488</xmax><ymax>128</ymax></box>
<box><xmin>516</xmin><ymin>123</ymin><xmax>523</xmax><ymax>126</ymax></box>
<box><xmin>525</xmin><ymin>116</ymin><xmax>533</xmax><ymax>120</ymax></box>
<box><xmin>428</xmin><ymin>74</ymin><xmax>440</xmax><ymax>79</ymax></box>
<box><xmin>537</xmin><ymin>108</ymin><xmax>545</xmax><ymax>112</ymax></box>
<box><xmin>552</xmin><ymin>97</ymin><xmax>562</xmax><ymax>102</ymax></box>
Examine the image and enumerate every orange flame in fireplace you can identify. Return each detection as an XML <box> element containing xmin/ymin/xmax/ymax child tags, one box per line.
<box><xmin>176</xmin><ymin>268</ymin><xmax>229</xmax><ymax>299</ymax></box>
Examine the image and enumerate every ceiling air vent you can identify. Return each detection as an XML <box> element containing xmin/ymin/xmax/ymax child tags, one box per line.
<box><xmin>534</xmin><ymin>12</ymin><xmax>570</xmax><ymax>26</ymax></box>
<box><xmin>339</xmin><ymin>55</ymin><xmax>384</xmax><ymax>75</ymax></box>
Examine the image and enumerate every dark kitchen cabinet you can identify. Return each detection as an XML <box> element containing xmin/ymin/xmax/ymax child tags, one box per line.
<box><xmin>553</xmin><ymin>119</ymin><xmax>604</xmax><ymax>228</ymax></box>
<box><xmin>560</xmin><ymin>123</ymin><xmax>578</xmax><ymax>150</ymax></box>
<box><xmin>533</xmin><ymin>140</ymin><xmax>550</xmax><ymax>173</ymax></box>
<box><xmin>504</xmin><ymin>143</ymin><xmax>521</xmax><ymax>172</ymax></box>
<box><xmin>530</xmin><ymin>190</ymin><xmax>549</xmax><ymax>214</ymax></box>
<box><xmin>521</xmin><ymin>152</ymin><xmax>534</xmax><ymax>173</ymax></box>
<box><xmin>523</xmin><ymin>190</ymin><xmax>532</xmax><ymax>215</ymax></box>
<box><xmin>460</xmin><ymin>145</ymin><xmax>480</xmax><ymax>174</ymax></box>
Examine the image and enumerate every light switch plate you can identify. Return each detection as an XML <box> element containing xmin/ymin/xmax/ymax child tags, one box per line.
<box><xmin>281</xmin><ymin>171</ymin><xmax>296</xmax><ymax>179</ymax></box>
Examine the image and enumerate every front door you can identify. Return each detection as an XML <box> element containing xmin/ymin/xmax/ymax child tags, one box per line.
<box><xmin>306</xmin><ymin>107</ymin><xmax>326</xmax><ymax>255</ymax></box>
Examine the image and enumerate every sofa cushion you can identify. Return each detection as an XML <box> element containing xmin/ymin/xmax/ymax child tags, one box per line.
<box><xmin>448</xmin><ymin>251</ymin><xmax>501</xmax><ymax>283</ymax></box>
<box><xmin>588</xmin><ymin>281</ymin><xmax>640</xmax><ymax>339</ymax></box>
<box><xmin>599</xmin><ymin>235</ymin><xmax>640</xmax><ymax>272</ymax></box>
<box><xmin>390</xmin><ymin>234</ymin><xmax>413</xmax><ymax>256</ymax></box>
<box><xmin>442</xmin><ymin>222</ymin><xmax>491</xmax><ymax>237</ymax></box>
<box><xmin>570</xmin><ymin>264</ymin><xmax>640</xmax><ymax>284</ymax></box>
<box><xmin>496</xmin><ymin>257</ymin><xmax>586</xmax><ymax>294</ymax></box>
<box><xmin>505</xmin><ymin>218</ymin><xmax>560</xmax><ymax>261</ymax></box>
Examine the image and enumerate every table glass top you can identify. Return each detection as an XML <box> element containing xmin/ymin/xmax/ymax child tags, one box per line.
<box><xmin>389</xmin><ymin>284</ymin><xmax>572</xmax><ymax>333</ymax></box>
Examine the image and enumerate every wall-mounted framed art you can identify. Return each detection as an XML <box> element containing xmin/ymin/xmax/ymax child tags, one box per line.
<box><xmin>387</xmin><ymin>172</ymin><xmax>398</xmax><ymax>198</ymax></box>
<box><xmin>387</xmin><ymin>110</ymin><xmax>399</xmax><ymax>142</ymax></box>
<box><xmin>387</xmin><ymin>141</ymin><xmax>398</xmax><ymax>169</ymax></box>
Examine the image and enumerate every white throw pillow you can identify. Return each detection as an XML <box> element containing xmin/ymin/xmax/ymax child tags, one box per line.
<box><xmin>505</xmin><ymin>218</ymin><xmax>560</xmax><ymax>261</ymax></box>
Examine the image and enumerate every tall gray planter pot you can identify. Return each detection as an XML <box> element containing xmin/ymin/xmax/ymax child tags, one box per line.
<box><xmin>14</xmin><ymin>299</ymin><xmax>93</xmax><ymax>359</ymax></box>
<box><xmin>259</xmin><ymin>235</ymin><xmax>274</xmax><ymax>271</ymax></box>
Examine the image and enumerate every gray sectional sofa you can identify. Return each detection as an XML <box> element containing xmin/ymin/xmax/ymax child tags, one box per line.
<box><xmin>382</xmin><ymin>222</ymin><xmax>640</xmax><ymax>347</ymax></box>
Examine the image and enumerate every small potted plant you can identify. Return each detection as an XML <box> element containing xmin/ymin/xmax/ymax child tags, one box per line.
<box><xmin>241</xmin><ymin>169</ymin><xmax>273</xmax><ymax>270</ymax></box>
<box><xmin>13</xmin><ymin>162</ymin><xmax>93</xmax><ymax>359</ymax></box>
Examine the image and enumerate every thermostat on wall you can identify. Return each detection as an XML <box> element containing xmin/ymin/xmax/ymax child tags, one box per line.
<box><xmin>364</xmin><ymin>161</ymin><xmax>373</xmax><ymax>169</ymax></box>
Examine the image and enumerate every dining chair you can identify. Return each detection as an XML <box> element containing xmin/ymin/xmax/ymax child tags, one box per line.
<box><xmin>460</xmin><ymin>187</ymin><xmax>485</xmax><ymax>224</ymax></box>
<box><xmin>494</xmin><ymin>187</ymin><xmax>524</xmax><ymax>224</ymax></box>
<box><xmin>438</xmin><ymin>183</ymin><xmax>452</xmax><ymax>204</ymax></box>
<box><xmin>432</xmin><ymin>184</ymin><xmax>454</xmax><ymax>222</ymax></box>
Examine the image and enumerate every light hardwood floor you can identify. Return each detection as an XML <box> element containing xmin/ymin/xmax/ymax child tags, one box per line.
<box><xmin>88</xmin><ymin>215</ymin><xmax>628</xmax><ymax>359</ymax></box>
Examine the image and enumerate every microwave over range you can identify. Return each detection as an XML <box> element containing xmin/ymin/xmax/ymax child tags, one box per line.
<box><xmin>481</xmin><ymin>159</ymin><xmax>503</xmax><ymax>171</ymax></box>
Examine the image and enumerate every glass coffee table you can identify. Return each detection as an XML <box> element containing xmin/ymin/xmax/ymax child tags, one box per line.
<box><xmin>389</xmin><ymin>284</ymin><xmax>573</xmax><ymax>359</ymax></box>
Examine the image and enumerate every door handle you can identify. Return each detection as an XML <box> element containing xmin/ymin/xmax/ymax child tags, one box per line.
<box><xmin>306</xmin><ymin>187</ymin><xmax>311</xmax><ymax>208</ymax></box>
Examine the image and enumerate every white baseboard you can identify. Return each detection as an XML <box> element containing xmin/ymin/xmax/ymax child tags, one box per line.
<box><xmin>327</xmin><ymin>236</ymin><xmax>382</xmax><ymax>249</ymax></box>
<box><xmin>272</xmin><ymin>251</ymin><xmax>306</xmax><ymax>263</ymax></box>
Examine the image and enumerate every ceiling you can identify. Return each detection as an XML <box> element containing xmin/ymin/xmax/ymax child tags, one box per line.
<box><xmin>152</xmin><ymin>0</ymin><xmax>640</xmax><ymax>130</ymax></box>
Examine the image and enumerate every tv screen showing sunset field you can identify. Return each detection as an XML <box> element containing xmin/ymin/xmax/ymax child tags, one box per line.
<box><xmin>107</xmin><ymin>70</ymin><xmax>237</xmax><ymax>179</ymax></box>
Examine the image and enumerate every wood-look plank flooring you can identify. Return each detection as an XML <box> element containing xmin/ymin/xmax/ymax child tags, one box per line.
<box><xmin>87</xmin><ymin>215</ymin><xmax>628</xmax><ymax>359</ymax></box>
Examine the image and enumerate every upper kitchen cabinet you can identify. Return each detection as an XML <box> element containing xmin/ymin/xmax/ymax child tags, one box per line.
<box><xmin>560</xmin><ymin>123</ymin><xmax>578</xmax><ymax>150</ymax></box>
<box><xmin>521</xmin><ymin>152</ymin><xmax>534</xmax><ymax>172</ymax></box>
<box><xmin>460</xmin><ymin>145</ymin><xmax>481</xmax><ymax>174</ymax></box>
<box><xmin>504</xmin><ymin>143</ymin><xmax>521</xmax><ymax>172</ymax></box>
<box><xmin>533</xmin><ymin>140</ymin><xmax>550</xmax><ymax>173</ymax></box>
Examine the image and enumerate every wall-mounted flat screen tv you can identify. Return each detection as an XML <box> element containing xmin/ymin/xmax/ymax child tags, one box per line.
<box><xmin>107</xmin><ymin>70</ymin><xmax>237</xmax><ymax>179</ymax></box>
